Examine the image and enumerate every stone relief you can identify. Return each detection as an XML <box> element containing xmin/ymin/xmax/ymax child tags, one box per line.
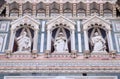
<box><xmin>16</xmin><ymin>31</ymin><xmax>31</xmax><ymax>53</ymax></box>
<box><xmin>91</xmin><ymin>32</ymin><xmax>106</xmax><ymax>52</ymax></box>
<box><xmin>54</xmin><ymin>32</ymin><xmax>68</xmax><ymax>53</ymax></box>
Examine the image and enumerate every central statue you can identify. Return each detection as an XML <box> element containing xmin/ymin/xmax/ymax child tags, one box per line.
<box><xmin>54</xmin><ymin>32</ymin><xmax>68</xmax><ymax>53</ymax></box>
<box><xmin>91</xmin><ymin>32</ymin><xmax>106</xmax><ymax>52</ymax></box>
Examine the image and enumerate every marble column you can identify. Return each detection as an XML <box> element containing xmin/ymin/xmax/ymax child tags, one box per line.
<box><xmin>6</xmin><ymin>29</ymin><xmax>15</xmax><ymax>54</ymax></box>
<box><xmin>84</xmin><ymin>30</ymin><xmax>89</xmax><ymax>53</ymax></box>
<box><xmin>108</xmin><ymin>30</ymin><xmax>114</xmax><ymax>51</ymax></box>
<box><xmin>32</xmin><ymin>29</ymin><xmax>39</xmax><ymax>54</ymax></box>
<box><xmin>71</xmin><ymin>29</ymin><xmax>76</xmax><ymax>53</ymax></box>
<box><xmin>46</xmin><ymin>29</ymin><xmax>51</xmax><ymax>53</ymax></box>
<box><xmin>107</xmin><ymin>30</ymin><xmax>116</xmax><ymax>57</ymax></box>
<box><xmin>40</xmin><ymin>21</ymin><xmax>45</xmax><ymax>53</ymax></box>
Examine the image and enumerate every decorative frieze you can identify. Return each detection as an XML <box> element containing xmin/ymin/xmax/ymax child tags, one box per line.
<box><xmin>0</xmin><ymin>59</ymin><xmax>120</xmax><ymax>73</ymax></box>
<box><xmin>5</xmin><ymin>0</ymin><xmax>117</xmax><ymax>4</ymax></box>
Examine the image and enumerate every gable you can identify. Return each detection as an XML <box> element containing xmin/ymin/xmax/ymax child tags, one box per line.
<box><xmin>46</xmin><ymin>15</ymin><xmax>76</xmax><ymax>30</ymax></box>
<box><xmin>11</xmin><ymin>15</ymin><xmax>40</xmax><ymax>30</ymax></box>
<box><xmin>82</xmin><ymin>15</ymin><xmax>111</xmax><ymax>30</ymax></box>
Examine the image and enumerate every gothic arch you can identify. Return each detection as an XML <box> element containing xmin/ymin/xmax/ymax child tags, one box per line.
<box><xmin>46</xmin><ymin>15</ymin><xmax>76</xmax><ymax>56</ymax></box>
<box><xmin>82</xmin><ymin>15</ymin><xmax>115</xmax><ymax>55</ymax></box>
<box><xmin>6</xmin><ymin>15</ymin><xmax>40</xmax><ymax>56</ymax></box>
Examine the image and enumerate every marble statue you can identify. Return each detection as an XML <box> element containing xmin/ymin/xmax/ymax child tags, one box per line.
<box><xmin>16</xmin><ymin>31</ymin><xmax>31</xmax><ymax>52</ymax></box>
<box><xmin>91</xmin><ymin>32</ymin><xmax>106</xmax><ymax>52</ymax></box>
<box><xmin>54</xmin><ymin>32</ymin><xmax>68</xmax><ymax>53</ymax></box>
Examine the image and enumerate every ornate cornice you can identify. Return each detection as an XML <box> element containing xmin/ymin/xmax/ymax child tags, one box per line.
<box><xmin>5</xmin><ymin>0</ymin><xmax>117</xmax><ymax>4</ymax></box>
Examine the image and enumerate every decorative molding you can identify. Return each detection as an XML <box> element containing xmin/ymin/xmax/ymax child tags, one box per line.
<box><xmin>0</xmin><ymin>59</ymin><xmax>120</xmax><ymax>73</ymax></box>
<box><xmin>11</xmin><ymin>15</ymin><xmax>40</xmax><ymax>30</ymax></box>
<box><xmin>46</xmin><ymin>15</ymin><xmax>75</xmax><ymax>30</ymax></box>
<box><xmin>5</xmin><ymin>0</ymin><xmax>117</xmax><ymax>3</ymax></box>
<box><xmin>0</xmin><ymin>21</ymin><xmax>10</xmax><ymax>32</ymax></box>
<box><xmin>82</xmin><ymin>15</ymin><xmax>111</xmax><ymax>30</ymax></box>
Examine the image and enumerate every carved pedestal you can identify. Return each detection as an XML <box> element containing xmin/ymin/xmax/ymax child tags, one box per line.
<box><xmin>84</xmin><ymin>50</ymin><xmax>90</xmax><ymax>58</ymax></box>
<box><xmin>32</xmin><ymin>50</ymin><xmax>38</xmax><ymax>58</ymax></box>
<box><xmin>45</xmin><ymin>50</ymin><xmax>51</xmax><ymax>58</ymax></box>
<box><xmin>71</xmin><ymin>50</ymin><xmax>77</xmax><ymax>58</ymax></box>
<box><xmin>109</xmin><ymin>50</ymin><xmax>116</xmax><ymax>58</ymax></box>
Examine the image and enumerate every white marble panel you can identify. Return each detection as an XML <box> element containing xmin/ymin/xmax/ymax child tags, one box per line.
<box><xmin>77</xmin><ymin>20</ymin><xmax>81</xmax><ymax>32</ymax></box>
<box><xmin>112</xmin><ymin>21</ymin><xmax>120</xmax><ymax>32</ymax></box>
<box><xmin>41</xmin><ymin>21</ymin><xmax>46</xmax><ymax>32</ymax></box>
<box><xmin>40</xmin><ymin>33</ymin><xmax>45</xmax><ymax>52</ymax></box>
<box><xmin>0</xmin><ymin>33</ymin><xmax>7</xmax><ymax>52</ymax></box>
<box><xmin>0</xmin><ymin>21</ymin><xmax>10</xmax><ymax>32</ymax></box>
<box><xmin>115</xmin><ymin>34</ymin><xmax>120</xmax><ymax>52</ymax></box>
<box><xmin>78</xmin><ymin>33</ymin><xmax>82</xmax><ymax>52</ymax></box>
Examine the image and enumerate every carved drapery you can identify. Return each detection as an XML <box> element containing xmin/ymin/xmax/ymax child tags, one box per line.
<box><xmin>82</xmin><ymin>15</ymin><xmax>115</xmax><ymax>56</ymax></box>
<box><xmin>6</xmin><ymin>15</ymin><xmax>40</xmax><ymax>57</ymax></box>
<box><xmin>46</xmin><ymin>15</ymin><xmax>76</xmax><ymax>57</ymax></box>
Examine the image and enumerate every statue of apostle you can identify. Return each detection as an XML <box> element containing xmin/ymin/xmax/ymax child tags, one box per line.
<box><xmin>16</xmin><ymin>31</ymin><xmax>31</xmax><ymax>52</ymax></box>
<box><xmin>91</xmin><ymin>32</ymin><xmax>106</xmax><ymax>52</ymax></box>
<box><xmin>54</xmin><ymin>32</ymin><xmax>68</xmax><ymax>53</ymax></box>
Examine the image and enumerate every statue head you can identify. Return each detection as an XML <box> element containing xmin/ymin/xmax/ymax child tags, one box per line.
<box><xmin>94</xmin><ymin>32</ymin><xmax>99</xmax><ymax>36</ymax></box>
<box><xmin>58</xmin><ymin>32</ymin><xmax>64</xmax><ymax>37</ymax></box>
<box><xmin>22</xmin><ymin>31</ymin><xmax>27</xmax><ymax>36</ymax></box>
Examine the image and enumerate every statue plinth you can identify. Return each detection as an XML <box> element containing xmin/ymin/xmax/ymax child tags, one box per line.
<box><xmin>49</xmin><ymin>51</ymin><xmax>71</xmax><ymax>58</ymax></box>
<box><xmin>14</xmin><ymin>51</ymin><xmax>31</xmax><ymax>54</ymax></box>
<box><xmin>71</xmin><ymin>50</ymin><xmax>77</xmax><ymax>58</ymax></box>
<box><xmin>92</xmin><ymin>51</ymin><xmax>108</xmax><ymax>54</ymax></box>
<box><xmin>109</xmin><ymin>50</ymin><xmax>116</xmax><ymax>58</ymax></box>
<box><xmin>45</xmin><ymin>50</ymin><xmax>51</xmax><ymax>58</ymax></box>
<box><xmin>84</xmin><ymin>50</ymin><xmax>90</xmax><ymax>58</ymax></box>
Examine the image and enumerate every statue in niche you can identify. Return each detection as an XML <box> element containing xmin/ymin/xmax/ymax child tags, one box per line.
<box><xmin>54</xmin><ymin>32</ymin><xmax>68</xmax><ymax>53</ymax></box>
<box><xmin>91</xmin><ymin>32</ymin><xmax>106</xmax><ymax>52</ymax></box>
<box><xmin>16</xmin><ymin>31</ymin><xmax>31</xmax><ymax>52</ymax></box>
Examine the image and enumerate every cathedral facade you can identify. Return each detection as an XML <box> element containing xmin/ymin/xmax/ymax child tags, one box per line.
<box><xmin>0</xmin><ymin>0</ymin><xmax>120</xmax><ymax>79</ymax></box>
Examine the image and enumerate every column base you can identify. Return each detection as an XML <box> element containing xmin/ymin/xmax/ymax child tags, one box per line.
<box><xmin>45</xmin><ymin>50</ymin><xmax>51</xmax><ymax>58</ymax></box>
<box><xmin>71</xmin><ymin>50</ymin><xmax>77</xmax><ymax>58</ymax></box>
<box><xmin>109</xmin><ymin>50</ymin><xmax>116</xmax><ymax>58</ymax></box>
<box><xmin>32</xmin><ymin>50</ymin><xmax>38</xmax><ymax>58</ymax></box>
<box><xmin>5</xmin><ymin>50</ymin><xmax>12</xmax><ymax>58</ymax></box>
<box><xmin>84</xmin><ymin>50</ymin><xmax>90</xmax><ymax>58</ymax></box>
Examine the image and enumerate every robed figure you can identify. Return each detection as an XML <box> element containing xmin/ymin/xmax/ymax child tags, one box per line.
<box><xmin>91</xmin><ymin>32</ymin><xmax>106</xmax><ymax>52</ymax></box>
<box><xmin>54</xmin><ymin>32</ymin><xmax>68</xmax><ymax>53</ymax></box>
<box><xmin>16</xmin><ymin>31</ymin><xmax>31</xmax><ymax>52</ymax></box>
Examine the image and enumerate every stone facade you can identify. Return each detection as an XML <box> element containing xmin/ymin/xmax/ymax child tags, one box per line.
<box><xmin>0</xmin><ymin>0</ymin><xmax>120</xmax><ymax>79</ymax></box>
